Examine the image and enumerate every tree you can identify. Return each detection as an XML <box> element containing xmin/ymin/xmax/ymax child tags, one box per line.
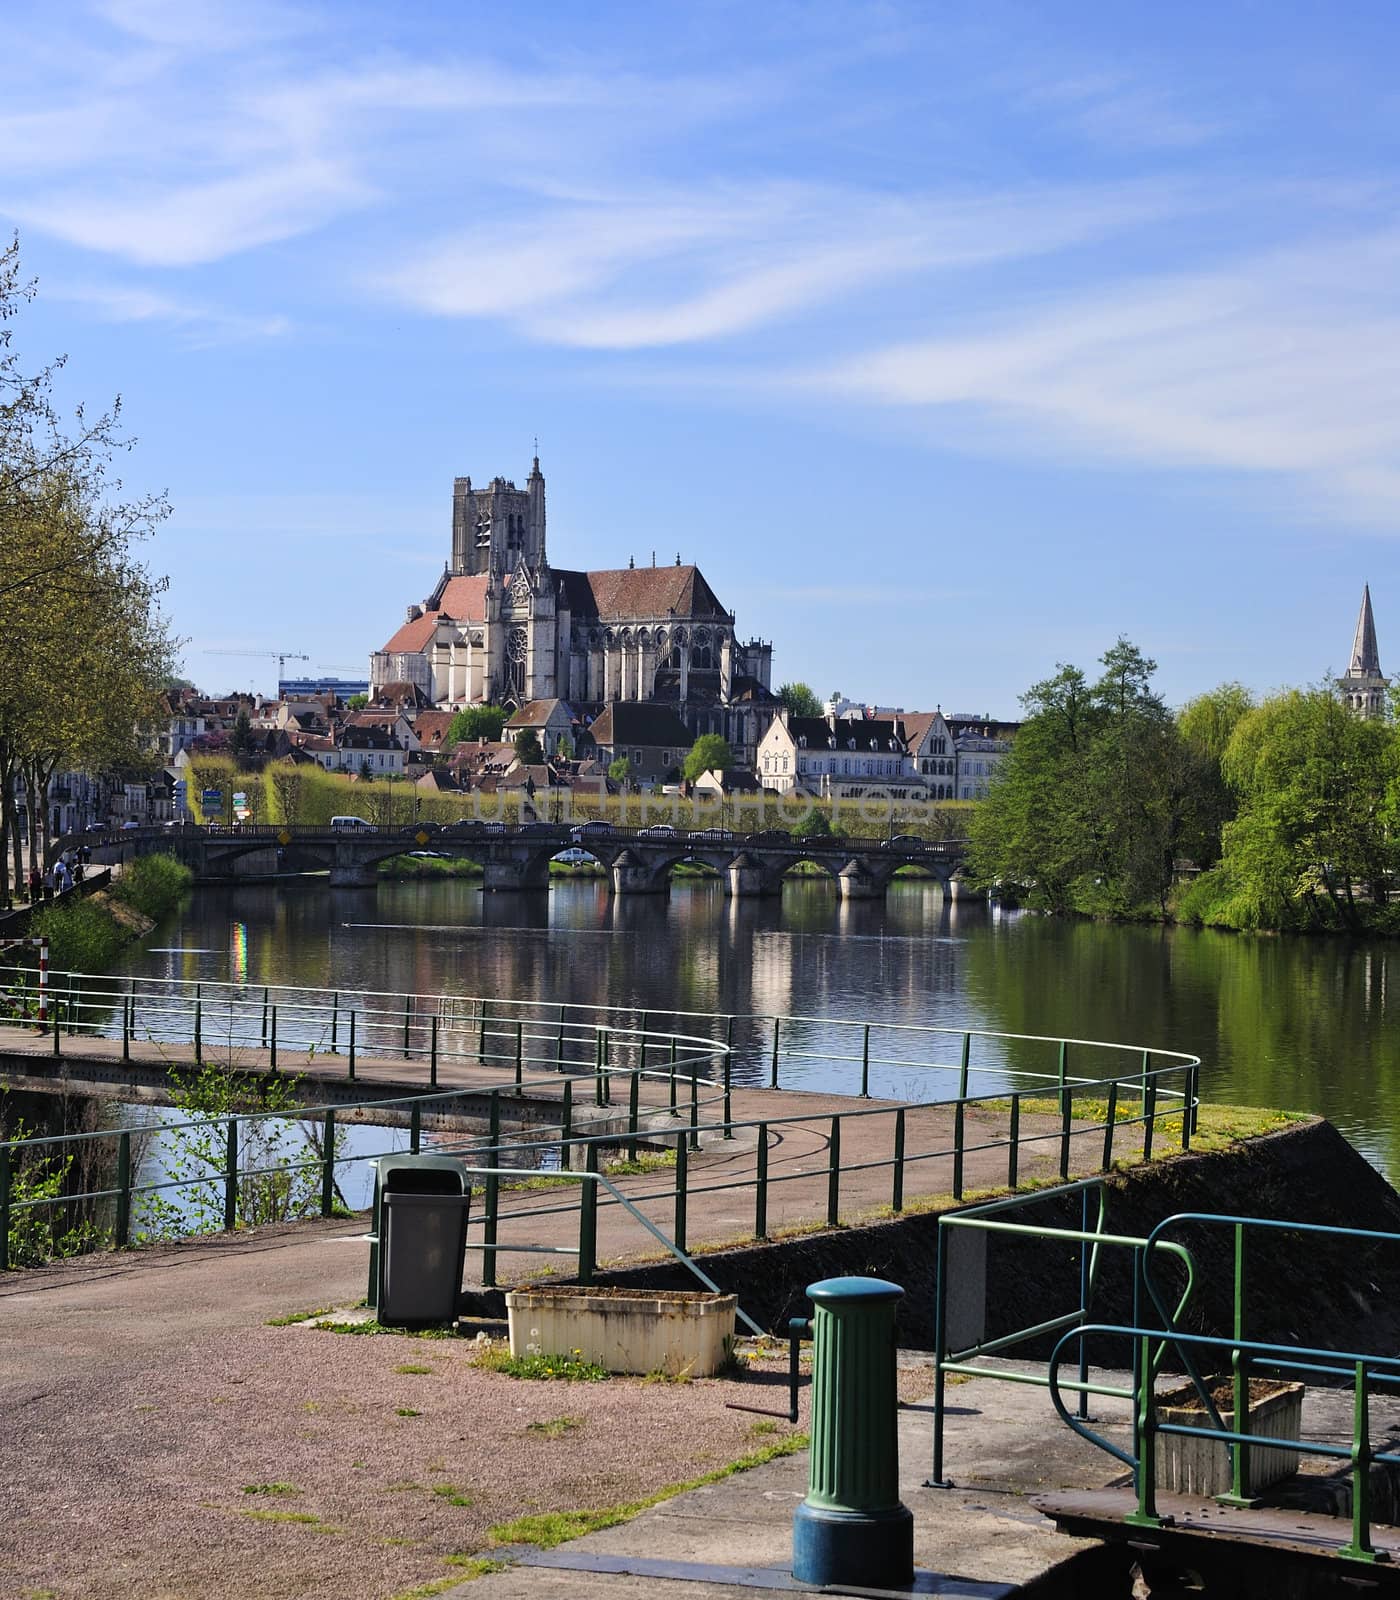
<box><xmin>346</xmin><ymin>693</ymin><xmax>369</xmax><ymax>711</ymax></box>
<box><xmin>229</xmin><ymin>708</ymin><xmax>254</xmax><ymax>764</ymax></box>
<box><xmin>447</xmin><ymin>705</ymin><xmax>506</xmax><ymax>744</ymax></box>
<box><xmin>778</xmin><ymin>682</ymin><xmax>823</xmax><ymax>719</ymax></box>
<box><xmin>513</xmin><ymin>728</ymin><xmax>544</xmax><ymax>766</ymax></box>
<box><xmin>792</xmin><ymin>807</ymin><xmax>832</xmax><ymax>839</ymax></box>
<box><xmin>0</xmin><ymin>238</ymin><xmax>173</xmax><ymax>903</ymax></box>
<box><xmin>683</xmin><ymin>734</ymin><xmax>734</xmax><ymax>783</ymax></box>
<box><xmin>608</xmin><ymin>756</ymin><xmax>633</xmax><ymax>788</ymax></box>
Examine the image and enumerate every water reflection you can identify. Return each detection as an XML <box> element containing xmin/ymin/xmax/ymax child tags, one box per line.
<box><xmin>108</xmin><ymin>878</ymin><xmax>1397</xmax><ymax>1178</ymax></box>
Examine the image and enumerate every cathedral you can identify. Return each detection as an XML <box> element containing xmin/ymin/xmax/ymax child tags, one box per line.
<box><xmin>369</xmin><ymin>458</ymin><xmax>777</xmax><ymax>757</ymax></box>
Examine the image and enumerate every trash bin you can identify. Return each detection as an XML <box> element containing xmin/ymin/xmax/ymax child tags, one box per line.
<box><xmin>370</xmin><ymin>1154</ymin><xmax>472</xmax><ymax>1327</ymax></box>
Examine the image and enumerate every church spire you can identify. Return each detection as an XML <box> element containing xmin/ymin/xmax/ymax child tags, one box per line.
<box><xmin>1350</xmin><ymin>583</ymin><xmax>1382</xmax><ymax>677</ymax></box>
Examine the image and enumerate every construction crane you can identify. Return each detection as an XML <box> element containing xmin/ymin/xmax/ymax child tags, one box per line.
<box><xmin>203</xmin><ymin>648</ymin><xmax>310</xmax><ymax>680</ymax></box>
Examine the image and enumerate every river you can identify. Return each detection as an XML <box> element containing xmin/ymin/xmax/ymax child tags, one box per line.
<box><xmin>102</xmin><ymin>875</ymin><xmax>1399</xmax><ymax>1182</ymax></box>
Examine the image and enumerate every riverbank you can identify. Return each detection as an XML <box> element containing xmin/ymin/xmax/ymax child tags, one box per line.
<box><xmin>5</xmin><ymin>855</ymin><xmax>192</xmax><ymax>973</ymax></box>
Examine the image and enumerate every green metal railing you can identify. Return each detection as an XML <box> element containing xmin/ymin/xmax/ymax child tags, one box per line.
<box><xmin>0</xmin><ymin>973</ymin><xmax>1202</xmax><ymax>1301</ymax></box>
<box><xmin>1049</xmin><ymin>1320</ymin><xmax>1400</xmax><ymax>1564</ymax></box>
<box><xmin>929</xmin><ymin>1180</ymin><xmax>1199</xmax><ymax>1488</ymax></box>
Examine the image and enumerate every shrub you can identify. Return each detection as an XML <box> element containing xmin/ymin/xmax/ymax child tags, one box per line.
<box><xmin>111</xmin><ymin>853</ymin><xmax>192</xmax><ymax>920</ymax></box>
<box><xmin>28</xmin><ymin>898</ymin><xmax>125</xmax><ymax>972</ymax></box>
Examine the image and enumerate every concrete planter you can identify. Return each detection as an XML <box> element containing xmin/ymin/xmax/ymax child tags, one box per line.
<box><xmin>1155</xmin><ymin>1377</ymin><xmax>1305</xmax><ymax>1497</ymax></box>
<box><xmin>505</xmin><ymin>1285</ymin><xmax>738</xmax><ymax>1377</ymax></box>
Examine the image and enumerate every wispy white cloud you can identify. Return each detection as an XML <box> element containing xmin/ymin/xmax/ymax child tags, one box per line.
<box><xmin>48</xmin><ymin>281</ymin><xmax>290</xmax><ymax>343</ymax></box>
<box><xmin>1020</xmin><ymin>69</ymin><xmax>1226</xmax><ymax>150</ymax></box>
<box><xmin>381</xmin><ymin>180</ymin><xmax>1187</xmax><ymax>349</ymax></box>
<box><xmin>806</xmin><ymin>231</ymin><xmax>1400</xmax><ymax>522</ymax></box>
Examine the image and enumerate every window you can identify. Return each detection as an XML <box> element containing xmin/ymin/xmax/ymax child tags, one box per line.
<box><xmin>633</xmin><ymin>750</ymin><xmax>642</xmax><ymax>764</ymax></box>
<box><xmin>662</xmin><ymin>751</ymin><xmax>671</xmax><ymax>765</ymax></box>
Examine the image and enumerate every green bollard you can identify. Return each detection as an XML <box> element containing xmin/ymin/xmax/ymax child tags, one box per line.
<box><xmin>792</xmin><ymin>1276</ymin><xmax>913</xmax><ymax>1590</ymax></box>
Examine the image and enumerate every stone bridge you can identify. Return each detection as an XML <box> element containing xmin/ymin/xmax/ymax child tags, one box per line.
<box><xmin>74</xmin><ymin>823</ymin><xmax>972</xmax><ymax>900</ymax></box>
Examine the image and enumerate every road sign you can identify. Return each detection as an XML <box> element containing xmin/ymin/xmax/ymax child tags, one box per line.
<box><xmin>415</xmin><ymin>830</ymin><xmax>430</xmax><ymax>846</ymax></box>
<box><xmin>278</xmin><ymin>830</ymin><xmax>291</xmax><ymax>847</ymax></box>
<box><xmin>201</xmin><ymin>789</ymin><xmax>222</xmax><ymax>807</ymax></box>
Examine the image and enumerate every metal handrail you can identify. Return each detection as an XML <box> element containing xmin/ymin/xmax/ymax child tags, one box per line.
<box><xmin>1048</xmin><ymin>1320</ymin><xmax>1400</xmax><ymax>1563</ymax></box>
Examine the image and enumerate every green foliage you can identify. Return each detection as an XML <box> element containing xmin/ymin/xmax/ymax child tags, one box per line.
<box><xmin>1</xmin><ymin>1116</ymin><xmax>109</xmax><ymax>1267</ymax></box>
<box><xmin>229</xmin><ymin>707</ymin><xmax>254</xmax><ymax>762</ymax></box>
<box><xmin>346</xmin><ymin>693</ymin><xmax>369</xmax><ymax>710</ymax></box>
<box><xmin>110</xmin><ymin>853</ymin><xmax>191</xmax><ymax>919</ymax></box>
<box><xmin>683</xmin><ymin>733</ymin><xmax>734</xmax><ymax>782</ymax></box>
<box><xmin>28</xmin><ymin>896</ymin><xmax>125</xmax><ymax>971</ymax></box>
<box><xmin>136</xmin><ymin>1062</ymin><xmax>342</xmax><ymax>1240</ymax></box>
<box><xmin>513</xmin><ymin>728</ymin><xmax>545</xmax><ymax>766</ymax></box>
<box><xmin>607</xmin><ymin>756</ymin><xmax>633</xmax><ymax>786</ymax></box>
<box><xmin>971</xmin><ymin>639</ymin><xmax>1201</xmax><ymax>917</ymax></box>
<box><xmin>447</xmin><ymin>705</ymin><xmax>506</xmax><ymax>744</ymax></box>
<box><xmin>791</xmin><ymin>807</ymin><xmax>832</xmax><ymax>839</ymax></box>
<box><xmin>777</xmin><ymin>682</ymin><xmax>823</xmax><ymax>718</ymax></box>
<box><xmin>471</xmin><ymin>1346</ymin><xmax>607</xmax><ymax>1381</ymax></box>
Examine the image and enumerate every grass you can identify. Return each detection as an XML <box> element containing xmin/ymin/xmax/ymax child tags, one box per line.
<box><xmin>526</xmin><ymin>1415</ymin><xmax>585</xmax><ymax>1438</ymax></box>
<box><xmin>488</xmin><ymin>1432</ymin><xmax>809</xmax><ymax>1550</ymax></box>
<box><xmin>396</xmin><ymin>1407</ymin><xmax>422</xmax><ymax>1418</ymax></box>
<box><xmin>238</xmin><ymin>1509</ymin><xmax>324</xmax><ymax>1526</ymax></box>
<box><xmin>472</xmin><ymin>1347</ymin><xmax>607</xmax><ymax>1382</ymax></box>
<box><xmin>313</xmin><ymin>1318</ymin><xmax>457</xmax><ymax>1339</ymax></box>
<box><xmin>378</xmin><ymin>854</ymin><xmax>484</xmax><ymax>879</ymax></box>
<box><xmin>604</xmin><ymin>1148</ymin><xmax>677</xmax><ymax>1177</ymax></box>
<box><xmin>241</xmin><ymin>1483</ymin><xmax>299</xmax><ymax>1496</ymax></box>
<box><xmin>265</xmin><ymin>1307</ymin><xmax>332</xmax><ymax>1326</ymax></box>
<box><xmin>432</xmin><ymin>1483</ymin><xmax>475</xmax><ymax>1507</ymax></box>
<box><xmin>394</xmin><ymin>1363</ymin><xmax>435</xmax><ymax>1375</ymax></box>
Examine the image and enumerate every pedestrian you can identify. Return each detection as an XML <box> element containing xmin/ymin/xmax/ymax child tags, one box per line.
<box><xmin>55</xmin><ymin>859</ymin><xmax>72</xmax><ymax>894</ymax></box>
<box><xmin>72</xmin><ymin>857</ymin><xmax>85</xmax><ymax>885</ymax></box>
<box><xmin>26</xmin><ymin>864</ymin><xmax>40</xmax><ymax>903</ymax></box>
<box><xmin>42</xmin><ymin>863</ymin><xmax>55</xmax><ymax>901</ymax></box>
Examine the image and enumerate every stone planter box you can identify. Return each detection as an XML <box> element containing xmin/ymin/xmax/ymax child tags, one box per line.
<box><xmin>506</xmin><ymin>1285</ymin><xmax>738</xmax><ymax>1378</ymax></box>
<box><xmin>1155</xmin><ymin>1377</ymin><xmax>1305</xmax><ymax>1497</ymax></box>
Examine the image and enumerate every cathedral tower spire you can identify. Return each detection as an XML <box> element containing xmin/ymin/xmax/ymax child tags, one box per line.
<box><xmin>1339</xmin><ymin>583</ymin><xmax>1389</xmax><ymax>719</ymax></box>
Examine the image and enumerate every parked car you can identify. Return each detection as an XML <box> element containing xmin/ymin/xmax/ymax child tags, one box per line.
<box><xmin>639</xmin><ymin>823</ymin><xmax>679</xmax><ymax>837</ymax></box>
<box><xmin>400</xmin><ymin>821</ymin><xmax>441</xmax><ymax>837</ymax></box>
<box><xmin>746</xmin><ymin>828</ymin><xmax>791</xmax><ymax>843</ymax></box>
<box><xmin>571</xmin><ymin>820</ymin><xmax>612</xmax><ymax>842</ymax></box>
<box><xmin>885</xmin><ymin>834</ymin><xmax>929</xmax><ymax>849</ymax></box>
<box><xmin>330</xmin><ymin>815</ymin><xmax>377</xmax><ymax>832</ymax></box>
<box><xmin>688</xmin><ymin>827</ymin><xmax>734</xmax><ymax>842</ymax></box>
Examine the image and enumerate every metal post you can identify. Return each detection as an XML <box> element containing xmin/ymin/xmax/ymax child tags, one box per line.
<box><xmin>689</xmin><ymin>1065</ymin><xmax>700</xmax><ymax>1151</ymax></box>
<box><xmin>893</xmin><ymin>1107</ymin><xmax>906</xmax><ymax>1212</ymax></box>
<box><xmin>1077</xmin><ymin>1187</ymin><xmax>1091</xmax><ymax>1421</ymax></box>
<box><xmin>194</xmin><ymin>994</ymin><xmax>202</xmax><ymax>1063</ymax></box>
<box><xmin>1008</xmin><ymin>1095</ymin><xmax>1020</xmax><ymax>1188</ymax></box>
<box><xmin>1128</xmin><ymin>1332</ymin><xmax>1160</xmax><ymax>1527</ymax></box>
<box><xmin>562</xmin><ymin>1077</ymin><xmax>573</xmax><ymax>1150</ymax></box>
<box><xmin>723</xmin><ymin>1018</ymin><xmax>734</xmax><ymax>1137</ymax></box>
<box><xmin>122</xmin><ymin>995</ymin><xmax>131</xmax><ymax>1063</ymax></box>
<box><xmin>1180</xmin><ymin>1068</ymin><xmax>1192</xmax><ymax>1151</ymax></box>
<box><xmin>639</xmin><ymin>1011</ymin><xmax>649</xmax><ymax>1074</ymax></box>
<box><xmin>321</xmin><ymin>1109</ymin><xmax>336</xmax><ymax>1217</ymax></box>
<box><xmin>514</xmin><ymin>1021</ymin><xmax>523</xmax><ymax>1090</ymax></box>
<box><xmin>861</xmin><ymin>1025</ymin><xmax>870</xmax><ymax>1098</ymax></box>
<box><xmin>483</xmin><ymin>1089</ymin><xmax>501</xmax><ymax>1291</ymax></box>
<box><xmin>669</xmin><ymin>1037</ymin><xmax>678</xmax><ymax>1116</ymax></box>
<box><xmin>115</xmin><ymin>1131</ymin><xmax>131</xmax><ymax>1248</ymax></box>
<box><xmin>602</xmin><ymin>1027</ymin><xmax>612</xmax><ymax>1106</ymax></box>
<box><xmin>1103</xmin><ymin>1081</ymin><xmax>1118</xmax><ymax>1171</ymax></box>
<box><xmin>52</xmin><ymin>998</ymin><xmax>61</xmax><ymax>1056</ymax></box>
<box><xmin>952</xmin><ymin>1098</ymin><xmax>965</xmax><ymax>1200</ymax></box>
<box><xmin>331</xmin><ymin>991</ymin><xmax>339</xmax><ymax>1054</ymax></box>
<box><xmin>477</xmin><ymin>998</ymin><xmax>487</xmax><ymax>1059</ymax></box>
<box><xmin>594</xmin><ymin>1029</ymin><xmax>604</xmax><ymax>1107</ymax></box>
<box><xmin>555</xmin><ymin>1016</ymin><xmax>565</xmax><ymax>1072</ymax></box>
<box><xmin>771</xmin><ymin>1017</ymin><xmax>781</xmax><ymax>1088</ymax></box>
<box><xmin>348</xmin><ymin>1010</ymin><xmax>356</xmax><ymax>1081</ymax></box>
<box><xmin>0</xmin><ymin>1144</ymin><xmax>9</xmax><ymax>1271</ymax></box>
<box><xmin>959</xmin><ymin>1032</ymin><xmax>970</xmax><ymax>1101</ymax></box>
<box><xmin>410</xmin><ymin>1100</ymin><xmax>422</xmax><ymax>1154</ymax></box>
<box><xmin>430</xmin><ymin>1015</ymin><xmax>439</xmax><ymax>1088</ymax></box>
<box><xmin>1143</xmin><ymin>1080</ymin><xmax>1157</xmax><ymax>1163</ymax></box>
<box><xmin>223</xmin><ymin>1118</ymin><xmax>238</xmax><ymax>1231</ymax></box>
<box><xmin>674</xmin><ymin>1132</ymin><xmax>687</xmax><ymax>1255</ymax></box>
<box><xmin>1059</xmin><ymin>1084</ymin><xmax>1072</xmax><ymax>1180</ymax></box>
<box><xmin>261</xmin><ymin>986</ymin><xmax>269</xmax><ymax>1048</ymax></box>
<box><xmin>1345</xmin><ymin>1362</ymin><xmax>1377</xmax><ymax>1563</ymax></box>
<box><xmin>929</xmin><ymin>1223</ymin><xmax>949</xmax><ymax>1486</ymax></box>
<box><xmin>579</xmin><ymin>1144</ymin><xmax>598</xmax><ymax>1285</ymax></box>
<box><xmin>827</xmin><ymin>1116</ymin><xmax>841</xmax><ymax>1226</ymax></box>
<box><xmin>755</xmin><ymin>1123</ymin><xmax>769</xmax><ymax>1239</ymax></box>
<box><xmin>1224</xmin><ymin>1222</ymin><xmax>1251</xmax><ymax>1505</ymax></box>
<box><xmin>269</xmin><ymin>1004</ymin><xmax>278</xmax><ymax>1072</ymax></box>
<box><xmin>1057</xmin><ymin>1040</ymin><xmax>1068</xmax><ymax>1118</ymax></box>
<box><xmin>628</xmin><ymin>1071</ymin><xmax>640</xmax><ymax>1162</ymax></box>
<box><xmin>403</xmin><ymin>994</ymin><xmax>412</xmax><ymax>1054</ymax></box>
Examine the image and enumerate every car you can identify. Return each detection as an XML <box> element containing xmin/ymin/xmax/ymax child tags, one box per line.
<box><xmin>480</xmin><ymin>820</ymin><xmax>507</xmax><ymax>835</ymax></box>
<box><xmin>330</xmin><ymin>815</ymin><xmax>377</xmax><ymax>832</ymax></box>
<box><xmin>639</xmin><ymin>823</ymin><xmax>678</xmax><ymax>837</ymax></box>
<box><xmin>120</xmin><ymin>820</ymin><xmax>140</xmax><ymax>829</ymax></box>
<box><xmin>552</xmin><ymin>847</ymin><xmax>594</xmax><ymax>866</ymax></box>
<box><xmin>688</xmin><ymin>827</ymin><xmax>733</xmax><ymax>842</ymax></box>
<box><xmin>571</xmin><ymin>820</ymin><xmax>612</xmax><ymax>842</ymax></box>
<box><xmin>746</xmin><ymin>828</ymin><xmax>791</xmax><ymax>843</ymax></box>
<box><xmin>400</xmin><ymin>821</ymin><xmax>441</xmax><ymax>837</ymax></box>
<box><xmin>84</xmin><ymin>822</ymin><xmax>108</xmax><ymax>834</ymax></box>
<box><xmin>885</xmin><ymin>834</ymin><xmax>929</xmax><ymax>849</ymax></box>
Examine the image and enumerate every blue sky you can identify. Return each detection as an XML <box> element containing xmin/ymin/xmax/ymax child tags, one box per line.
<box><xmin>5</xmin><ymin>0</ymin><xmax>1400</xmax><ymax>714</ymax></box>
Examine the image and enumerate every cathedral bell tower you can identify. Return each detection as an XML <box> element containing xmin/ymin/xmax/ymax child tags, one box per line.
<box><xmin>1339</xmin><ymin>583</ymin><xmax>1389</xmax><ymax>719</ymax></box>
<box><xmin>449</xmin><ymin>457</ymin><xmax>547</xmax><ymax>577</ymax></box>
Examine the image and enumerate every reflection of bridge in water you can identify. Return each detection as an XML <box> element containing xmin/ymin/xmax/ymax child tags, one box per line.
<box><xmin>84</xmin><ymin>823</ymin><xmax>973</xmax><ymax>900</ymax></box>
